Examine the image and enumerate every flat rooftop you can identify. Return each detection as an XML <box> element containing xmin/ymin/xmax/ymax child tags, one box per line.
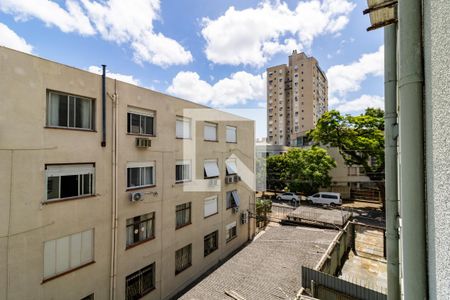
<box><xmin>286</xmin><ymin>206</ymin><xmax>352</xmax><ymax>228</ymax></box>
<box><xmin>180</xmin><ymin>224</ymin><xmax>338</xmax><ymax>300</ymax></box>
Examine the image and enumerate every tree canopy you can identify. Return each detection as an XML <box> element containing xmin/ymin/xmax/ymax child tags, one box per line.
<box><xmin>266</xmin><ymin>146</ymin><xmax>336</xmax><ymax>195</ymax></box>
<box><xmin>308</xmin><ymin>108</ymin><xmax>385</xmax><ymax>182</ymax></box>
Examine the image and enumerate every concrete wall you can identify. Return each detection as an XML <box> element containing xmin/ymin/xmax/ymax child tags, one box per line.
<box><xmin>423</xmin><ymin>1</ymin><xmax>450</xmax><ymax>299</ymax></box>
<box><xmin>0</xmin><ymin>46</ymin><xmax>255</xmax><ymax>300</ymax></box>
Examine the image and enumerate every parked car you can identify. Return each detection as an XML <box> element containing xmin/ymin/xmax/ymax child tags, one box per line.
<box><xmin>276</xmin><ymin>192</ymin><xmax>299</xmax><ymax>204</ymax></box>
<box><xmin>307</xmin><ymin>192</ymin><xmax>342</xmax><ymax>206</ymax></box>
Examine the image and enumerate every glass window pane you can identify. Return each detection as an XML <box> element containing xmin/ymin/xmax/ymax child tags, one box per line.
<box><xmin>145</xmin><ymin>116</ymin><xmax>153</xmax><ymax>135</ymax></box>
<box><xmin>81</xmin><ymin>174</ymin><xmax>91</xmax><ymax>195</ymax></box>
<box><xmin>47</xmin><ymin>176</ymin><xmax>60</xmax><ymax>200</ymax></box>
<box><xmin>128</xmin><ymin>168</ymin><xmax>140</xmax><ymax>187</ymax></box>
<box><xmin>144</xmin><ymin>167</ymin><xmax>152</xmax><ymax>185</ymax></box>
<box><xmin>60</xmin><ymin>175</ymin><xmax>79</xmax><ymax>198</ymax></box>
<box><xmin>58</xmin><ymin>95</ymin><xmax>68</xmax><ymax>127</ymax></box>
<box><xmin>68</xmin><ymin>96</ymin><xmax>75</xmax><ymax>127</ymax></box>
<box><xmin>76</xmin><ymin>98</ymin><xmax>92</xmax><ymax>129</ymax></box>
<box><xmin>131</xmin><ymin>114</ymin><xmax>140</xmax><ymax>134</ymax></box>
<box><xmin>55</xmin><ymin>236</ymin><xmax>70</xmax><ymax>274</ymax></box>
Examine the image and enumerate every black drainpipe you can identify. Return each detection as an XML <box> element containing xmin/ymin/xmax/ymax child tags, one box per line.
<box><xmin>101</xmin><ymin>64</ymin><xmax>106</xmax><ymax>147</ymax></box>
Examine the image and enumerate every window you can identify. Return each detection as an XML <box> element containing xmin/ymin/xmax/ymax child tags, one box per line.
<box><xmin>226</xmin><ymin>190</ymin><xmax>240</xmax><ymax>209</ymax></box>
<box><xmin>126</xmin><ymin>212</ymin><xmax>155</xmax><ymax>248</ymax></box>
<box><xmin>43</xmin><ymin>229</ymin><xmax>94</xmax><ymax>280</ymax></box>
<box><xmin>47</xmin><ymin>91</ymin><xmax>94</xmax><ymax>130</ymax></box>
<box><xmin>204</xmin><ymin>196</ymin><xmax>218</xmax><ymax>217</ymax></box>
<box><xmin>204</xmin><ymin>122</ymin><xmax>217</xmax><ymax>141</ymax></box>
<box><xmin>204</xmin><ymin>231</ymin><xmax>218</xmax><ymax>257</ymax></box>
<box><xmin>204</xmin><ymin>160</ymin><xmax>220</xmax><ymax>178</ymax></box>
<box><xmin>176</xmin><ymin>160</ymin><xmax>191</xmax><ymax>183</ymax></box>
<box><xmin>127</xmin><ymin>108</ymin><xmax>155</xmax><ymax>136</ymax></box>
<box><xmin>46</xmin><ymin>164</ymin><xmax>95</xmax><ymax>202</ymax></box>
<box><xmin>226</xmin><ymin>126</ymin><xmax>237</xmax><ymax>143</ymax></box>
<box><xmin>127</xmin><ymin>162</ymin><xmax>155</xmax><ymax>189</ymax></box>
<box><xmin>176</xmin><ymin>202</ymin><xmax>191</xmax><ymax>229</ymax></box>
<box><xmin>176</xmin><ymin>116</ymin><xmax>191</xmax><ymax>139</ymax></box>
<box><xmin>226</xmin><ymin>222</ymin><xmax>237</xmax><ymax>242</ymax></box>
<box><xmin>175</xmin><ymin>244</ymin><xmax>192</xmax><ymax>274</ymax></box>
<box><xmin>225</xmin><ymin>159</ymin><xmax>237</xmax><ymax>175</ymax></box>
<box><xmin>125</xmin><ymin>263</ymin><xmax>155</xmax><ymax>300</ymax></box>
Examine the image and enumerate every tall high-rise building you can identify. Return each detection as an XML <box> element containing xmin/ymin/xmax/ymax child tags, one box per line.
<box><xmin>266</xmin><ymin>50</ymin><xmax>328</xmax><ymax>146</ymax></box>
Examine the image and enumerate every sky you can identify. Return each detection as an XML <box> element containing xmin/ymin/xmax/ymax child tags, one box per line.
<box><xmin>0</xmin><ymin>0</ymin><xmax>384</xmax><ymax>138</ymax></box>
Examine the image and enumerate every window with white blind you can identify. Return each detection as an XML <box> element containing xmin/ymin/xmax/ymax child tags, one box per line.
<box><xmin>225</xmin><ymin>222</ymin><xmax>237</xmax><ymax>242</ymax></box>
<box><xmin>43</xmin><ymin>229</ymin><xmax>94</xmax><ymax>280</ymax></box>
<box><xmin>176</xmin><ymin>202</ymin><xmax>191</xmax><ymax>229</ymax></box>
<box><xmin>176</xmin><ymin>116</ymin><xmax>191</xmax><ymax>139</ymax></box>
<box><xmin>45</xmin><ymin>164</ymin><xmax>95</xmax><ymax>202</ymax></box>
<box><xmin>226</xmin><ymin>126</ymin><xmax>237</xmax><ymax>143</ymax></box>
<box><xmin>226</xmin><ymin>190</ymin><xmax>240</xmax><ymax>209</ymax></box>
<box><xmin>127</xmin><ymin>108</ymin><xmax>155</xmax><ymax>136</ymax></box>
<box><xmin>204</xmin><ymin>196</ymin><xmax>218</xmax><ymax>217</ymax></box>
<box><xmin>176</xmin><ymin>160</ymin><xmax>191</xmax><ymax>183</ymax></box>
<box><xmin>225</xmin><ymin>159</ymin><xmax>237</xmax><ymax>175</ymax></box>
<box><xmin>175</xmin><ymin>244</ymin><xmax>192</xmax><ymax>274</ymax></box>
<box><xmin>204</xmin><ymin>122</ymin><xmax>217</xmax><ymax>141</ymax></box>
<box><xmin>127</xmin><ymin>162</ymin><xmax>155</xmax><ymax>188</ymax></box>
<box><xmin>204</xmin><ymin>160</ymin><xmax>220</xmax><ymax>178</ymax></box>
<box><xmin>47</xmin><ymin>91</ymin><xmax>94</xmax><ymax>130</ymax></box>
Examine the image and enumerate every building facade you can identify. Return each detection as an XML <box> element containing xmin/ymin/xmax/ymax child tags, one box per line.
<box><xmin>266</xmin><ymin>50</ymin><xmax>328</xmax><ymax>146</ymax></box>
<box><xmin>0</xmin><ymin>46</ymin><xmax>256</xmax><ymax>300</ymax></box>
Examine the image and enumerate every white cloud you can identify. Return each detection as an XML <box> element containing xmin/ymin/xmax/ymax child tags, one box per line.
<box><xmin>0</xmin><ymin>0</ymin><xmax>95</xmax><ymax>35</ymax></box>
<box><xmin>326</xmin><ymin>45</ymin><xmax>384</xmax><ymax>97</ymax></box>
<box><xmin>0</xmin><ymin>0</ymin><xmax>192</xmax><ymax>67</ymax></box>
<box><xmin>0</xmin><ymin>22</ymin><xmax>33</xmax><ymax>53</ymax></box>
<box><xmin>167</xmin><ymin>71</ymin><xmax>266</xmax><ymax>107</ymax></box>
<box><xmin>87</xmin><ymin>65</ymin><xmax>140</xmax><ymax>86</ymax></box>
<box><xmin>332</xmin><ymin>94</ymin><xmax>384</xmax><ymax>114</ymax></box>
<box><xmin>201</xmin><ymin>0</ymin><xmax>355</xmax><ymax>66</ymax></box>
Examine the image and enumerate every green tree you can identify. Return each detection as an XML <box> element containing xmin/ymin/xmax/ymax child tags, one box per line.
<box><xmin>308</xmin><ymin>108</ymin><xmax>385</xmax><ymax>194</ymax></box>
<box><xmin>266</xmin><ymin>147</ymin><xmax>336</xmax><ymax>195</ymax></box>
<box><xmin>255</xmin><ymin>199</ymin><xmax>272</xmax><ymax>227</ymax></box>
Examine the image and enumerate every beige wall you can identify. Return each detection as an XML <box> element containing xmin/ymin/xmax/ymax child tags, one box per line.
<box><xmin>0</xmin><ymin>46</ymin><xmax>255</xmax><ymax>300</ymax></box>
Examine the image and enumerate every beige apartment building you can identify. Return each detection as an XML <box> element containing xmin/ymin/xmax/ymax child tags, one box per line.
<box><xmin>267</xmin><ymin>50</ymin><xmax>328</xmax><ymax>146</ymax></box>
<box><xmin>0</xmin><ymin>46</ymin><xmax>256</xmax><ymax>300</ymax></box>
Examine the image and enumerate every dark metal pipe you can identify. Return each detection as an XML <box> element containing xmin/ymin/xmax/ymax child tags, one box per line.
<box><xmin>101</xmin><ymin>64</ymin><xmax>106</xmax><ymax>147</ymax></box>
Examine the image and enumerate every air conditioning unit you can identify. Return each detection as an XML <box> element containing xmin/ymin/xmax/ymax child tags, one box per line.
<box><xmin>233</xmin><ymin>175</ymin><xmax>241</xmax><ymax>183</ymax></box>
<box><xmin>136</xmin><ymin>137</ymin><xmax>151</xmax><ymax>148</ymax></box>
<box><xmin>225</xmin><ymin>176</ymin><xmax>233</xmax><ymax>184</ymax></box>
<box><xmin>208</xmin><ymin>178</ymin><xmax>218</xmax><ymax>186</ymax></box>
<box><xmin>232</xmin><ymin>206</ymin><xmax>239</xmax><ymax>214</ymax></box>
<box><xmin>130</xmin><ymin>192</ymin><xmax>144</xmax><ymax>202</ymax></box>
<box><xmin>240</xmin><ymin>211</ymin><xmax>248</xmax><ymax>224</ymax></box>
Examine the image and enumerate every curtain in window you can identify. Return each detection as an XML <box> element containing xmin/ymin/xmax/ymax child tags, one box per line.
<box><xmin>48</xmin><ymin>93</ymin><xmax>60</xmax><ymax>126</ymax></box>
<box><xmin>80</xmin><ymin>98</ymin><xmax>91</xmax><ymax>129</ymax></box>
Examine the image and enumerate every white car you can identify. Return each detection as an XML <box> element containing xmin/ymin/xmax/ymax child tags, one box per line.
<box><xmin>307</xmin><ymin>192</ymin><xmax>342</xmax><ymax>206</ymax></box>
<box><xmin>276</xmin><ymin>192</ymin><xmax>299</xmax><ymax>204</ymax></box>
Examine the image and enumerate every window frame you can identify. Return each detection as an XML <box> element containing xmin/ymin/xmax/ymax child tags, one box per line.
<box><xmin>175</xmin><ymin>244</ymin><xmax>192</xmax><ymax>275</ymax></box>
<box><xmin>226</xmin><ymin>126</ymin><xmax>237</xmax><ymax>143</ymax></box>
<box><xmin>225</xmin><ymin>222</ymin><xmax>237</xmax><ymax>242</ymax></box>
<box><xmin>126</xmin><ymin>212</ymin><xmax>155</xmax><ymax>249</ymax></box>
<box><xmin>125</xmin><ymin>263</ymin><xmax>155</xmax><ymax>300</ymax></box>
<box><xmin>45</xmin><ymin>163</ymin><xmax>95</xmax><ymax>203</ymax></box>
<box><xmin>175</xmin><ymin>160</ymin><xmax>192</xmax><ymax>183</ymax></box>
<box><xmin>204</xmin><ymin>231</ymin><xmax>219</xmax><ymax>257</ymax></box>
<box><xmin>127</xmin><ymin>107</ymin><xmax>156</xmax><ymax>136</ymax></box>
<box><xmin>175</xmin><ymin>202</ymin><xmax>192</xmax><ymax>229</ymax></box>
<box><xmin>204</xmin><ymin>122</ymin><xmax>218</xmax><ymax>142</ymax></box>
<box><xmin>204</xmin><ymin>159</ymin><xmax>220</xmax><ymax>179</ymax></box>
<box><xmin>204</xmin><ymin>195</ymin><xmax>218</xmax><ymax>218</ymax></box>
<box><xmin>176</xmin><ymin>116</ymin><xmax>192</xmax><ymax>139</ymax></box>
<box><xmin>126</xmin><ymin>162</ymin><xmax>156</xmax><ymax>190</ymax></box>
<box><xmin>42</xmin><ymin>228</ymin><xmax>95</xmax><ymax>282</ymax></box>
<box><xmin>226</xmin><ymin>190</ymin><xmax>240</xmax><ymax>209</ymax></box>
<box><xmin>46</xmin><ymin>90</ymin><xmax>95</xmax><ymax>131</ymax></box>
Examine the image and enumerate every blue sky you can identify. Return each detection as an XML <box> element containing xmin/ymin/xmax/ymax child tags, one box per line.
<box><xmin>0</xmin><ymin>0</ymin><xmax>383</xmax><ymax>138</ymax></box>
